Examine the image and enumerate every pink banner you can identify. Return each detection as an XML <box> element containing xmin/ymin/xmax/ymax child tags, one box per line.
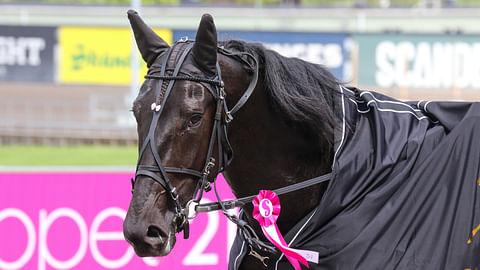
<box><xmin>0</xmin><ymin>172</ymin><xmax>236</xmax><ymax>270</ymax></box>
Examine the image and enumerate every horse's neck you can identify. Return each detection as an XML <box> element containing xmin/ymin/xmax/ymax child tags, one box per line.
<box><xmin>223</xmin><ymin>84</ymin><xmax>331</xmax><ymax>236</ymax></box>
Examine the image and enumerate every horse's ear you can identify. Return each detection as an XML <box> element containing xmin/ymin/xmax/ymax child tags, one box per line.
<box><xmin>192</xmin><ymin>14</ymin><xmax>218</xmax><ymax>77</ymax></box>
<box><xmin>127</xmin><ymin>10</ymin><xmax>169</xmax><ymax>67</ymax></box>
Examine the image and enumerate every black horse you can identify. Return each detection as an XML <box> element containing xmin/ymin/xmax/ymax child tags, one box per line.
<box><xmin>123</xmin><ymin>11</ymin><xmax>480</xmax><ymax>270</ymax></box>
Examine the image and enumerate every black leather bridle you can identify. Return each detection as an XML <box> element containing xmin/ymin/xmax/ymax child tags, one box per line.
<box><xmin>131</xmin><ymin>40</ymin><xmax>259</xmax><ymax>239</ymax></box>
<box><xmin>130</xmin><ymin>39</ymin><xmax>333</xmax><ymax>262</ymax></box>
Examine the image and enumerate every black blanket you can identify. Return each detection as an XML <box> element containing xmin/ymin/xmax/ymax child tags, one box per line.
<box><xmin>229</xmin><ymin>87</ymin><xmax>480</xmax><ymax>270</ymax></box>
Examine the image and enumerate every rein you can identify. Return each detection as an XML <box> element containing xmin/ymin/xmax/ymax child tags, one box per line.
<box><xmin>131</xmin><ymin>39</ymin><xmax>332</xmax><ymax>257</ymax></box>
<box><xmin>195</xmin><ymin>172</ymin><xmax>332</xmax><ymax>213</ymax></box>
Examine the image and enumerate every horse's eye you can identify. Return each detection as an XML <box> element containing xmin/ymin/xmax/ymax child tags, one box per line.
<box><xmin>187</xmin><ymin>114</ymin><xmax>203</xmax><ymax>128</ymax></box>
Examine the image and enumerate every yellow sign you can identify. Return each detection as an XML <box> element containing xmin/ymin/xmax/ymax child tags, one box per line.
<box><xmin>59</xmin><ymin>26</ymin><xmax>172</xmax><ymax>85</ymax></box>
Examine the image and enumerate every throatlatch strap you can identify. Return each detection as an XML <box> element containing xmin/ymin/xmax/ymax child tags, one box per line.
<box><xmin>228</xmin><ymin>55</ymin><xmax>258</xmax><ymax>117</ymax></box>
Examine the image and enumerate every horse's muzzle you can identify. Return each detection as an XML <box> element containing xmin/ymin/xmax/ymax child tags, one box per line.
<box><xmin>123</xmin><ymin>214</ymin><xmax>176</xmax><ymax>257</ymax></box>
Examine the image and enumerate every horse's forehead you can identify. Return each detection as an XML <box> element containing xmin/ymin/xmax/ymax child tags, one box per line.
<box><xmin>150</xmin><ymin>42</ymin><xmax>206</xmax><ymax>75</ymax></box>
<box><xmin>184</xmin><ymin>82</ymin><xmax>206</xmax><ymax>102</ymax></box>
<box><xmin>149</xmin><ymin>43</ymin><xmax>185</xmax><ymax>71</ymax></box>
<box><xmin>139</xmin><ymin>43</ymin><xmax>209</xmax><ymax>104</ymax></box>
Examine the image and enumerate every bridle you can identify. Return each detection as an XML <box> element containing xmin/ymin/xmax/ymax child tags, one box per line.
<box><xmin>131</xmin><ymin>39</ymin><xmax>259</xmax><ymax>239</ymax></box>
<box><xmin>130</xmin><ymin>38</ymin><xmax>333</xmax><ymax>260</ymax></box>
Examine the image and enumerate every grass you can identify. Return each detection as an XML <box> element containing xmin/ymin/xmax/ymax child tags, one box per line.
<box><xmin>0</xmin><ymin>145</ymin><xmax>138</xmax><ymax>166</ymax></box>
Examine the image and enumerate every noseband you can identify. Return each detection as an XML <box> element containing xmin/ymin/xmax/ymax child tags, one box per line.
<box><xmin>131</xmin><ymin>39</ymin><xmax>259</xmax><ymax>239</ymax></box>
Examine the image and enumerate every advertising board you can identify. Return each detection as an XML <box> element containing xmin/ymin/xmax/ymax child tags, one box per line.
<box><xmin>0</xmin><ymin>26</ymin><xmax>55</xmax><ymax>82</ymax></box>
<box><xmin>355</xmin><ymin>33</ymin><xmax>480</xmax><ymax>89</ymax></box>
<box><xmin>174</xmin><ymin>30</ymin><xmax>351</xmax><ymax>81</ymax></box>
<box><xmin>0</xmin><ymin>172</ymin><xmax>235</xmax><ymax>269</ymax></box>
<box><xmin>59</xmin><ymin>27</ymin><xmax>172</xmax><ymax>85</ymax></box>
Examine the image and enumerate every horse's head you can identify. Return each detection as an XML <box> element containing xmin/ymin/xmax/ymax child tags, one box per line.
<box><xmin>123</xmin><ymin>11</ymin><xmax>256</xmax><ymax>257</ymax></box>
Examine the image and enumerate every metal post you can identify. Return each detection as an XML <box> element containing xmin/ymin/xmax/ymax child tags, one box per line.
<box><xmin>123</xmin><ymin>0</ymin><xmax>142</xmax><ymax>126</ymax></box>
<box><xmin>129</xmin><ymin>0</ymin><xmax>141</xmax><ymax>110</ymax></box>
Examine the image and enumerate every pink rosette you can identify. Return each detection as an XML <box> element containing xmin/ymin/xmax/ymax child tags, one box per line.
<box><xmin>252</xmin><ymin>190</ymin><xmax>318</xmax><ymax>270</ymax></box>
<box><xmin>252</xmin><ymin>190</ymin><xmax>281</xmax><ymax>227</ymax></box>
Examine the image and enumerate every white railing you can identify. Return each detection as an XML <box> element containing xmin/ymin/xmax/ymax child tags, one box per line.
<box><xmin>0</xmin><ymin>92</ymin><xmax>136</xmax><ymax>144</ymax></box>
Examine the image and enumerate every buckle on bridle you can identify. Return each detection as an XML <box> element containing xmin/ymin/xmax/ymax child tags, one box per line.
<box><xmin>177</xmin><ymin>36</ymin><xmax>189</xmax><ymax>43</ymax></box>
<box><xmin>184</xmin><ymin>200</ymin><xmax>199</xmax><ymax>220</ymax></box>
<box><xmin>225</xmin><ymin>111</ymin><xmax>233</xmax><ymax>123</ymax></box>
<box><xmin>219</xmin><ymin>87</ymin><xmax>226</xmax><ymax>100</ymax></box>
<box><xmin>203</xmin><ymin>181</ymin><xmax>212</xmax><ymax>192</ymax></box>
<box><xmin>173</xmin><ymin>210</ymin><xmax>190</xmax><ymax>239</ymax></box>
<box><xmin>203</xmin><ymin>158</ymin><xmax>216</xmax><ymax>176</ymax></box>
<box><xmin>170</xmin><ymin>187</ymin><xmax>179</xmax><ymax>201</ymax></box>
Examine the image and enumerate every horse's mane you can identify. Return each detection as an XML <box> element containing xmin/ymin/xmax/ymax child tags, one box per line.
<box><xmin>222</xmin><ymin>39</ymin><xmax>342</xmax><ymax>156</ymax></box>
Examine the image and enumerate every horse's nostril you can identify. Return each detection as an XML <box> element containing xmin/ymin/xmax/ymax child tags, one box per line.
<box><xmin>145</xmin><ymin>225</ymin><xmax>167</xmax><ymax>246</ymax></box>
<box><xmin>147</xmin><ymin>225</ymin><xmax>162</xmax><ymax>238</ymax></box>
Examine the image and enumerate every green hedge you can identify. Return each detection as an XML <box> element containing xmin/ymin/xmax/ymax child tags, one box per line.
<box><xmin>0</xmin><ymin>145</ymin><xmax>137</xmax><ymax>166</ymax></box>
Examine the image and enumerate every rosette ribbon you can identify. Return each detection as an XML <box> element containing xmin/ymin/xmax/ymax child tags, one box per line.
<box><xmin>252</xmin><ymin>190</ymin><xmax>318</xmax><ymax>270</ymax></box>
